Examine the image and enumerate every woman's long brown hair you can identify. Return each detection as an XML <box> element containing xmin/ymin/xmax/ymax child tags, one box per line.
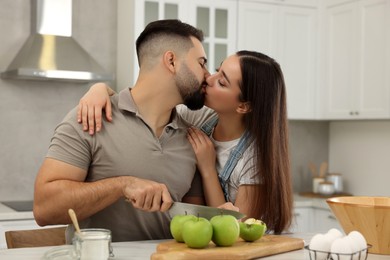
<box><xmin>237</xmin><ymin>50</ymin><xmax>293</xmax><ymax>234</ymax></box>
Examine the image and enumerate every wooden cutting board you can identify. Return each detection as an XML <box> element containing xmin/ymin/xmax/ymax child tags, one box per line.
<box><xmin>151</xmin><ymin>235</ymin><xmax>304</xmax><ymax>260</ymax></box>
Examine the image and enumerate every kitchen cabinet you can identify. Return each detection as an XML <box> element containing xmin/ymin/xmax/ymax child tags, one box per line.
<box><xmin>293</xmin><ymin>195</ymin><xmax>342</xmax><ymax>234</ymax></box>
<box><xmin>238</xmin><ymin>0</ymin><xmax>318</xmax><ymax>119</ymax></box>
<box><xmin>187</xmin><ymin>0</ymin><xmax>237</xmax><ymax>72</ymax></box>
<box><xmin>292</xmin><ymin>207</ymin><xmax>341</xmax><ymax>233</ymax></box>
<box><xmin>291</xmin><ymin>207</ymin><xmax>312</xmax><ymax>233</ymax></box>
<box><xmin>319</xmin><ymin>0</ymin><xmax>390</xmax><ymax>119</ymax></box>
<box><xmin>312</xmin><ymin>208</ymin><xmax>342</xmax><ymax>233</ymax></box>
<box><xmin>116</xmin><ymin>0</ymin><xmax>237</xmax><ymax>90</ymax></box>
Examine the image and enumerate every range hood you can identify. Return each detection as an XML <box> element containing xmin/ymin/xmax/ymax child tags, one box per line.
<box><xmin>1</xmin><ymin>0</ymin><xmax>113</xmax><ymax>82</ymax></box>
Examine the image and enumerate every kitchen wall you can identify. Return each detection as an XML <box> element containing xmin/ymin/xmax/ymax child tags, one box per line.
<box><xmin>329</xmin><ymin>121</ymin><xmax>390</xmax><ymax>196</ymax></box>
<box><xmin>0</xmin><ymin>0</ymin><xmax>117</xmax><ymax>200</ymax></box>
<box><xmin>289</xmin><ymin>121</ymin><xmax>329</xmax><ymax>192</ymax></box>
<box><xmin>0</xmin><ymin>0</ymin><xmax>328</xmax><ymax>201</ymax></box>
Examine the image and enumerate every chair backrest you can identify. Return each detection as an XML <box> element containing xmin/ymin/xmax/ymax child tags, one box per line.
<box><xmin>5</xmin><ymin>226</ymin><xmax>67</xmax><ymax>248</ymax></box>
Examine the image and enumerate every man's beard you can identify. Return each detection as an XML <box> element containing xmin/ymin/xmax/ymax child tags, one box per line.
<box><xmin>175</xmin><ymin>63</ymin><xmax>205</xmax><ymax>110</ymax></box>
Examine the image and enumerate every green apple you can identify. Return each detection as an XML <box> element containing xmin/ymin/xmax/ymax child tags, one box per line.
<box><xmin>182</xmin><ymin>217</ymin><xmax>213</xmax><ymax>249</ymax></box>
<box><xmin>210</xmin><ymin>215</ymin><xmax>240</xmax><ymax>247</ymax></box>
<box><xmin>170</xmin><ymin>214</ymin><xmax>197</xmax><ymax>243</ymax></box>
<box><xmin>239</xmin><ymin>218</ymin><xmax>267</xmax><ymax>242</ymax></box>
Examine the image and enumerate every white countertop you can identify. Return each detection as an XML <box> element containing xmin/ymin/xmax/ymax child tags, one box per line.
<box><xmin>294</xmin><ymin>193</ymin><xmax>332</xmax><ymax>210</ymax></box>
<box><xmin>0</xmin><ymin>233</ymin><xmax>389</xmax><ymax>260</ymax></box>
<box><xmin>0</xmin><ymin>198</ymin><xmax>388</xmax><ymax>259</ymax></box>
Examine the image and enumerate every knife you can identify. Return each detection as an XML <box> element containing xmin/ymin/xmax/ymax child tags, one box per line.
<box><xmin>168</xmin><ymin>202</ymin><xmax>245</xmax><ymax>220</ymax></box>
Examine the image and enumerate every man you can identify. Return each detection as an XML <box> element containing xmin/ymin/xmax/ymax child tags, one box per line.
<box><xmin>33</xmin><ymin>19</ymin><xmax>209</xmax><ymax>242</ymax></box>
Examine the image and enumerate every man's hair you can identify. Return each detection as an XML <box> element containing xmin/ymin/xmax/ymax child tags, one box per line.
<box><xmin>135</xmin><ymin>19</ymin><xmax>204</xmax><ymax>68</ymax></box>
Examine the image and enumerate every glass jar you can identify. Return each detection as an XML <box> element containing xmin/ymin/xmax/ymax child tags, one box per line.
<box><xmin>72</xmin><ymin>228</ymin><xmax>114</xmax><ymax>260</ymax></box>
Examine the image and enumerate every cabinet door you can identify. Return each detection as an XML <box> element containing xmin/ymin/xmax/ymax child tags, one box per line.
<box><xmin>322</xmin><ymin>0</ymin><xmax>390</xmax><ymax>119</ymax></box>
<box><xmin>117</xmin><ymin>0</ymin><xmax>236</xmax><ymax>88</ymax></box>
<box><xmin>312</xmin><ymin>208</ymin><xmax>342</xmax><ymax>233</ymax></box>
<box><xmin>238</xmin><ymin>2</ymin><xmax>278</xmax><ymax>58</ymax></box>
<box><xmin>238</xmin><ymin>1</ymin><xmax>318</xmax><ymax>119</ymax></box>
<box><xmin>188</xmin><ymin>0</ymin><xmax>237</xmax><ymax>71</ymax></box>
<box><xmin>323</xmin><ymin>2</ymin><xmax>359</xmax><ymax>119</ymax></box>
<box><xmin>291</xmin><ymin>207</ymin><xmax>312</xmax><ymax>233</ymax></box>
<box><xmin>245</xmin><ymin>0</ymin><xmax>318</xmax><ymax>8</ymax></box>
<box><xmin>356</xmin><ymin>0</ymin><xmax>390</xmax><ymax>118</ymax></box>
<box><xmin>278</xmin><ymin>6</ymin><xmax>317</xmax><ymax>119</ymax></box>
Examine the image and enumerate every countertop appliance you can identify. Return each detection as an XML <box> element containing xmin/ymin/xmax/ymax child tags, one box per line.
<box><xmin>1</xmin><ymin>201</ymin><xmax>33</xmax><ymax>212</ymax></box>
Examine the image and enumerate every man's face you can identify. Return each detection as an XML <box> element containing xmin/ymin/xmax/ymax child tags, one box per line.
<box><xmin>175</xmin><ymin>37</ymin><xmax>209</xmax><ymax>110</ymax></box>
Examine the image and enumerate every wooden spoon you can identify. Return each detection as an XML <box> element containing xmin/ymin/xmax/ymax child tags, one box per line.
<box><xmin>308</xmin><ymin>163</ymin><xmax>317</xmax><ymax>178</ymax></box>
<box><xmin>319</xmin><ymin>162</ymin><xmax>328</xmax><ymax>178</ymax></box>
<box><xmin>68</xmin><ymin>208</ymin><xmax>81</xmax><ymax>233</ymax></box>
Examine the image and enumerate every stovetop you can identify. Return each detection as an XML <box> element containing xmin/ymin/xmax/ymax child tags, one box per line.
<box><xmin>1</xmin><ymin>200</ymin><xmax>33</xmax><ymax>212</ymax></box>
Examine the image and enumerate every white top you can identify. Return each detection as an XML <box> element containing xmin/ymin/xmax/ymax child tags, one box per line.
<box><xmin>176</xmin><ymin>105</ymin><xmax>258</xmax><ymax>203</ymax></box>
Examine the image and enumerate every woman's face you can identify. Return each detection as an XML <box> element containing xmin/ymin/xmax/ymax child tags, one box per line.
<box><xmin>204</xmin><ymin>54</ymin><xmax>243</xmax><ymax>114</ymax></box>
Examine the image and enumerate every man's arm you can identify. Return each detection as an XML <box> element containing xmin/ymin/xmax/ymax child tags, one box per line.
<box><xmin>34</xmin><ymin>158</ymin><xmax>172</xmax><ymax>226</ymax></box>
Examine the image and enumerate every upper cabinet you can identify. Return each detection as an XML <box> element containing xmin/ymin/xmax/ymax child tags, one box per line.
<box><xmin>116</xmin><ymin>0</ymin><xmax>237</xmax><ymax>90</ymax></box>
<box><xmin>319</xmin><ymin>0</ymin><xmax>390</xmax><ymax>119</ymax></box>
<box><xmin>187</xmin><ymin>0</ymin><xmax>237</xmax><ymax>72</ymax></box>
<box><xmin>238</xmin><ymin>0</ymin><xmax>318</xmax><ymax>119</ymax></box>
<box><xmin>117</xmin><ymin>0</ymin><xmax>390</xmax><ymax>121</ymax></box>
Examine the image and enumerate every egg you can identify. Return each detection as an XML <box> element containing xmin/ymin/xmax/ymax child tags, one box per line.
<box><xmin>344</xmin><ymin>236</ymin><xmax>360</xmax><ymax>260</ymax></box>
<box><xmin>326</xmin><ymin>228</ymin><xmax>344</xmax><ymax>240</ymax></box>
<box><xmin>309</xmin><ymin>234</ymin><xmax>331</xmax><ymax>260</ymax></box>
<box><xmin>330</xmin><ymin>237</ymin><xmax>353</xmax><ymax>260</ymax></box>
<box><xmin>348</xmin><ymin>231</ymin><xmax>367</xmax><ymax>259</ymax></box>
<box><xmin>348</xmin><ymin>231</ymin><xmax>367</xmax><ymax>250</ymax></box>
<box><xmin>324</xmin><ymin>228</ymin><xmax>343</xmax><ymax>249</ymax></box>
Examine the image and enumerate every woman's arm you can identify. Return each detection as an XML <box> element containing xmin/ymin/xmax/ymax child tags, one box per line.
<box><xmin>77</xmin><ymin>82</ymin><xmax>115</xmax><ymax>135</ymax></box>
<box><xmin>187</xmin><ymin>127</ymin><xmax>226</xmax><ymax>207</ymax></box>
<box><xmin>187</xmin><ymin>127</ymin><xmax>257</xmax><ymax>218</ymax></box>
<box><xmin>234</xmin><ymin>185</ymin><xmax>258</xmax><ymax>219</ymax></box>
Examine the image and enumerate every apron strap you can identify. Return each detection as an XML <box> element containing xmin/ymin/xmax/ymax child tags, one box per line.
<box><xmin>200</xmin><ymin>116</ymin><xmax>251</xmax><ymax>201</ymax></box>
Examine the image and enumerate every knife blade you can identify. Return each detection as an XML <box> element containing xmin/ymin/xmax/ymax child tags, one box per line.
<box><xmin>168</xmin><ymin>202</ymin><xmax>245</xmax><ymax>220</ymax></box>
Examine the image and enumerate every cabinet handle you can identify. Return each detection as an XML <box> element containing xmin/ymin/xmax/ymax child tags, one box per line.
<box><xmin>349</xmin><ymin>111</ymin><xmax>359</xmax><ymax>116</ymax></box>
<box><xmin>328</xmin><ymin>215</ymin><xmax>337</xmax><ymax>220</ymax></box>
<box><xmin>293</xmin><ymin>213</ymin><xmax>301</xmax><ymax>217</ymax></box>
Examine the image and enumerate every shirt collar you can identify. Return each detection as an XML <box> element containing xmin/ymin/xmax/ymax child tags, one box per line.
<box><xmin>118</xmin><ymin>88</ymin><xmax>180</xmax><ymax>130</ymax></box>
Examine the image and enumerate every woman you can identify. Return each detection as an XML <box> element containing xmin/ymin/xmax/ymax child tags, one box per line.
<box><xmin>78</xmin><ymin>51</ymin><xmax>293</xmax><ymax>234</ymax></box>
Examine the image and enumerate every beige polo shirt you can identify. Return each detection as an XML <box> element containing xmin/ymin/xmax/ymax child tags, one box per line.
<box><xmin>47</xmin><ymin>88</ymin><xmax>201</xmax><ymax>242</ymax></box>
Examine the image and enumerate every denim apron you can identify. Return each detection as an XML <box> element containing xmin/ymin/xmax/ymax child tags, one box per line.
<box><xmin>200</xmin><ymin>115</ymin><xmax>251</xmax><ymax>201</ymax></box>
